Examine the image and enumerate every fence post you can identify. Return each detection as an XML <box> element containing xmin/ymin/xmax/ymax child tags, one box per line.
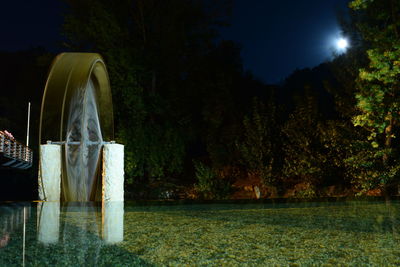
<box><xmin>0</xmin><ymin>134</ymin><xmax>4</xmax><ymax>152</ymax></box>
<box><xmin>13</xmin><ymin>142</ymin><xmax>17</xmax><ymax>159</ymax></box>
<box><xmin>18</xmin><ymin>144</ymin><xmax>22</xmax><ymax>161</ymax></box>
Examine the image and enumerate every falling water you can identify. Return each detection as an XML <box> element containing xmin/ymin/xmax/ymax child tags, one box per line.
<box><xmin>64</xmin><ymin>79</ymin><xmax>103</xmax><ymax>201</ymax></box>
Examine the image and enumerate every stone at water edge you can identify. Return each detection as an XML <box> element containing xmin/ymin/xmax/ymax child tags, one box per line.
<box><xmin>254</xmin><ymin>186</ymin><xmax>261</xmax><ymax>199</ymax></box>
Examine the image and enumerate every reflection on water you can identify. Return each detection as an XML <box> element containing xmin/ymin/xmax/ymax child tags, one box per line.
<box><xmin>37</xmin><ymin>202</ymin><xmax>60</xmax><ymax>244</ymax></box>
<box><xmin>37</xmin><ymin>202</ymin><xmax>124</xmax><ymax>245</ymax></box>
<box><xmin>102</xmin><ymin>201</ymin><xmax>124</xmax><ymax>244</ymax></box>
<box><xmin>0</xmin><ymin>203</ymin><xmax>30</xmax><ymax>249</ymax></box>
<box><xmin>0</xmin><ymin>201</ymin><xmax>128</xmax><ymax>266</ymax></box>
<box><xmin>1</xmin><ymin>200</ymin><xmax>400</xmax><ymax>266</ymax></box>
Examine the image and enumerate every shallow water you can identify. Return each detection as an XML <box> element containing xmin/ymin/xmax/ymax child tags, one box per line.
<box><xmin>0</xmin><ymin>201</ymin><xmax>399</xmax><ymax>266</ymax></box>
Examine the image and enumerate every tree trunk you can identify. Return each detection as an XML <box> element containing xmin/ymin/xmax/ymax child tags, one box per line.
<box><xmin>383</xmin><ymin>115</ymin><xmax>399</xmax><ymax>197</ymax></box>
<box><xmin>391</xmin><ymin>0</ymin><xmax>399</xmax><ymax>39</ymax></box>
<box><xmin>383</xmin><ymin>115</ymin><xmax>393</xmax><ymax>165</ymax></box>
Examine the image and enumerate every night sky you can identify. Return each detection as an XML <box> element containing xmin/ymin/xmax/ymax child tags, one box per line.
<box><xmin>0</xmin><ymin>0</ymin><xmax>350</xmax><ymax>84</ymax></box>
<box><xmin>221</xmin><ymin>0</ymin><xmax>351</xmax><ymax>83</ymax></box>
<box><xmin>0</xmin><ymin>0</ymin><xmax>65</xmax><ymax>51</ymax></box>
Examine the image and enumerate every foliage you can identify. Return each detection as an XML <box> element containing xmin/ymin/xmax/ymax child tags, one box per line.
<box><xmin>63</xmin><ymin>0</ymin><xmax>233</xmax><ymax>194</ymax></box>
<box><xmin>196</xmin><ymin>41</ymin><xmax>244</xmax><ymax>169</ymax></box>
<box><xmin>57</xmin><ymin>0</ymin><xmax>400</xmax><ymax>199</ymax></box>
<box><xmin>349</xmin><ymin>0</ymin><xmax>375</xmax><ymax>9</ymax></box>
<box><xmin>280</xmin><ymin>74</ymin><xmax>364</xmax><ymax>192</ymax></box>
<box><xmin>349</xmin><ymin>0</ymin><xmax>400</xmax><ymax>191</ymax></box>
<box><xmin>193</xmin><ymin>161</ymin><xmax>232</xmax><ymax>199</ymax></box>
<box><xmin>295</xmin><ymin>186</ymin><xmax>317</xmax><ymax>199</ymax></box>
<box><xmin>352</xmin><ymin>46</ymin><xmax>400</xmax><ymax>145</ymax></box>
<box><xmin>237</xmin><ymin>97</ymin><xmax>276</xmax><ymax>185</ymax></box>
<box><xmin>281</xmin><ymin>88</ymin><xmax>324</xmax><ymax>185</ymax></box>
<box><xmin>343</xmin><ymin>141</ymin><xmax>399</xmax><ymax>193</ymax></box>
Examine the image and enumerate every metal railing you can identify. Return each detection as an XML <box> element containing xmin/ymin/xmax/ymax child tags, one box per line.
<box><xmin>46</xmin><ymin>140</ymin><xmax>116</xmax><ymax>145</ymax></box>
<box><xmin>0</xmin><ymin>133</ymin><xmax>33</xmax><ymax>169</ymax></box>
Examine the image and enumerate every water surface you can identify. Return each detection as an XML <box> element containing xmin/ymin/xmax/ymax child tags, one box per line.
<box><xmin>0</xmin><ymin>200</ymin><xmax>399</xmax><ymax>266</ymax></box>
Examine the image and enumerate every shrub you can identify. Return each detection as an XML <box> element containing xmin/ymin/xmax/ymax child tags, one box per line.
<box><xmin>193</xmin><ymin>161</ymin><xmax>232</xmax><ymax>199</ymax></box>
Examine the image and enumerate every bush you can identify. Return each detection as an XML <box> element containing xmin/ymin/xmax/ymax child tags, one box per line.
<box><xmin>193</xmin><ymin>161</ymin><xmax>232</xmax><ymax>200</ymax></box>
<box><xmin>237</xmin><ymin>98</ymin><xmax>276</xmax><ymax>186</ymax></box>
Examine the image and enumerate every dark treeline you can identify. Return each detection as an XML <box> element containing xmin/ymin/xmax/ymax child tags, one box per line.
<box><xmin>1</xmin><ymin>0</ymin><xmax>399</xmax><ymax>200</ymax></box>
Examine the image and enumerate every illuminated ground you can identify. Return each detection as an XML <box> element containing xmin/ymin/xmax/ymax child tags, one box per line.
<box><xmin>0</xmin><ymin>201</ymin><xmax>399</xmax><ymax>266</ymax></box>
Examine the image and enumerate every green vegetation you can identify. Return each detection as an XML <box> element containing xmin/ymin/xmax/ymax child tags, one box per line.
<box><xmin>193</xmin><ymin>161</ymin><xmax>232</xmax><ymax>200</ymax></box>
<box><xmin>237</xmin><ymin>98</ymin><xmax>276</xmax><ymax>186</ymax></box>
<box><xmin>349</xmin><ymin>0</ymin><xmax>400</xmax><ymax>194</ymax></box>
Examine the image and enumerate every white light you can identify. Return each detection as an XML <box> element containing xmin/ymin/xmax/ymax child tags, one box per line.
<box><xmin>337</xmin><ymin>38</ymin><xmax>348</xmax><ymax>50</ymax></box>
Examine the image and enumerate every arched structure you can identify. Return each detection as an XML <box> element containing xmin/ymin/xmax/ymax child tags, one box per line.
<box><xmin>39</xmin><ymin>53</ymin><xmax>115</xmax><ymax>201</ymax></box>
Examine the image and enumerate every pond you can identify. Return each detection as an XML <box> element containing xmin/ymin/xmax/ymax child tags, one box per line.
<box><xmin>0</xmin><ymin>200</ymin><xmax>399</xmax><ymax>266</ymax></box>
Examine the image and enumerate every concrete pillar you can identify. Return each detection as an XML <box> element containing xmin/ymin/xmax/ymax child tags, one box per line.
<box><xmin>102</xmin><ymin>201</ymin><xmax>124</xmax><ymax>244</ymax></box>
<box><xmin>102</xmin><ymin>144</ymin><xmax>124</xmax><ymax>201</ymax></box>
<box><xmin>37</xmin><ymin>202</ymin><xmax>60</xmax><ymax>244</ymax></box>
<box><xmin>39</xmin><ymin>144</ymin><xmax>62</xmax><ymax>201</ymax></box>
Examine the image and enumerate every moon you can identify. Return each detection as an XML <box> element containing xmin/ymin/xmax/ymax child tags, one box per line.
<box><xmin>337</xmin><ymin>38</ymin><xmax>349</xmax><ymax>50</ymax></box>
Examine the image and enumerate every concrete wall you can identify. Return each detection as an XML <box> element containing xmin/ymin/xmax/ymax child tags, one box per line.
<box><xmin>102</xmin><ymin>144</ymin><xmax>124</xmax><ymax>202</ymax></box>
<box><xmin>39</xmin><ymin>143</ymin><xmax>124</xmax><ymax>202</ymax></box>
<box><xmin>39</xmin><ymin>144</ymin><xmax>62</xmax><ymax>201</ymax></box>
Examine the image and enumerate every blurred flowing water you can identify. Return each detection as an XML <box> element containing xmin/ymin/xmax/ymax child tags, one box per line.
<box><xmin>64</xmin><ymin>80</ymin><xmax>103</xmax><ymax>201</ymax></box>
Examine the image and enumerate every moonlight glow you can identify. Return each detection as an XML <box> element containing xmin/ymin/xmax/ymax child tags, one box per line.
<box><xmin>337</xmin><ymin>38</ymin><xmax>349</xmax><ymax>50</ymax></box>
<box><xmin>326</xmin><ymin>33</ymin><xmax>351</xmax><ymax>56</ymax></box>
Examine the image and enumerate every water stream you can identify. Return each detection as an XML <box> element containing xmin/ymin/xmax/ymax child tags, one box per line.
<box><xmin>64</xmin><ymin>79</ymin><xmax>103</xmax><ymax>201</ymax></box>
